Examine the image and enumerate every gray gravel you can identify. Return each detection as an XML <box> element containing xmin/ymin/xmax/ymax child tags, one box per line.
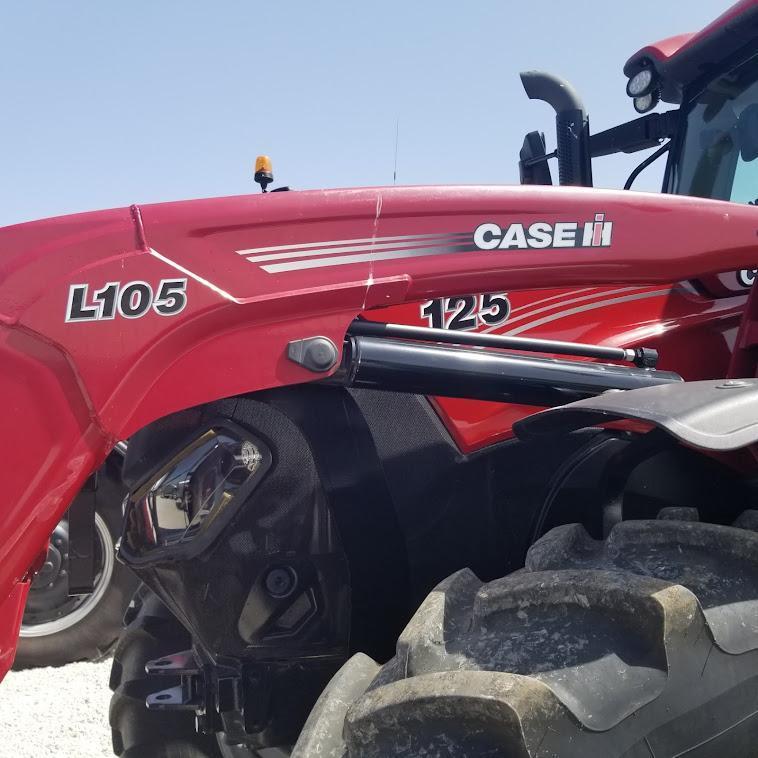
<box><xmin>0</xmin><ymin>659</ymin><xmax>113</xmax><ymax>757</ymax></box>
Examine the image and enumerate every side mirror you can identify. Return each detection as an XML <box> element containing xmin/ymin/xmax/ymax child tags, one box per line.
<box><xmin>738</xmin><ymin>104</ymin><xmax>758</xmax><ymax>162</ymax></box>
<box><xmin>519</xmin><ymin>131</ymin><xmax>553</xmax><ymax>185</ymax></box>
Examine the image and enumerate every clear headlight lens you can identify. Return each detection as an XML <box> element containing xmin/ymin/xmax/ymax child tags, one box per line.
<box><xmin>627</xmin><ymin>68</ymin><xmax>655</xmax><ymax>98</ymax></box>
<box><xmin>633</xmin><ymin>89</ymin><xmax>661</xmax><ymax>114</ymax></box>
<box><xmin>121</xmin><ymin>426</ymin><xmax>271</xmax><ymax>561</ymax></box>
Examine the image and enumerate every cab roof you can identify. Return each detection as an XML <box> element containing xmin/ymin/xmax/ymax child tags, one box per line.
<box><xmin>624</xmin><ymin>0</ymin><xmax>758</xmax><ymax>103</ymax></box>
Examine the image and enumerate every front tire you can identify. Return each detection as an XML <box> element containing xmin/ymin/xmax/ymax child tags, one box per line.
<box><xmin>293</xmin><ymin>511</ymin><xmax>758</xmax><ymax>757</ymax></box>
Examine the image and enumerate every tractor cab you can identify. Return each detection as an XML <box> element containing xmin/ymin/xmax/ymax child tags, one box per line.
<box><xmin>671</xmin><ymin>53</ymin><xmax>758</xmax><ymax>205</ymax></box>
<box><xmin>520</xmin><ymin>0</ymin><xmax>758</xmax><ymax>206</ymax></box>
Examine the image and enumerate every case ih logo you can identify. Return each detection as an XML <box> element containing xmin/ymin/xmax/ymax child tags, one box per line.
<box><xmin>474</xmin><ymin>214</ymin><xmax>613</xmax><ymax>250</ymax></box>
<box><xmin>234</xmin><ymin>216</ymin><xmax>613</xmax><ymax>274</ymax></box>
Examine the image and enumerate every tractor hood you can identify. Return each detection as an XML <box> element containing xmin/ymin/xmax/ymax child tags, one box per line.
<box><xmin>4</xmin><ymin>184</ymin><xmax>758</xmax><ymax>440</ymax></box>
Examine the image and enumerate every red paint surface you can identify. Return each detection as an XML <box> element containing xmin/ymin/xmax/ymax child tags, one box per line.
<box><xmin>2</xmin><ymin>184</ymin><xmax>758</xmax><ymax>674</ymax></box>
<box><xmin>376</xmin><ymin>283</ymin><xmax>746</xmax><ymax>452</ymax></box>
<box><xmin>0</xmin><ymin>581</ymin><xmax>29</xmax><ymax>681</ymax></box>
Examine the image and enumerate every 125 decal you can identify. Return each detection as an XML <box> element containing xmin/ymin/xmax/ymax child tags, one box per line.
<box><xmin>420</xmin><ymin>293</ymin><xmax>510</xmax><ymax>331</ymax></box>
<box><xmin>65</xmin><ymin>279</ymin><xmax>187</xmax><ymax>322</ymax></box>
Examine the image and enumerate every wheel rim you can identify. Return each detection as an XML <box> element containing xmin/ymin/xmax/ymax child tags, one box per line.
<box><xmin>20</xmin><ymin>512</ymin><xmax>115</xmax><ymax>638</ymax></box>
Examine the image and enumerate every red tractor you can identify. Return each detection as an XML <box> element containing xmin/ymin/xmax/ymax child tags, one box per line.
<box><xmin>3</xmin><ymin>1</ymin><xmax>758</xmax><ymax>756</ymax></box>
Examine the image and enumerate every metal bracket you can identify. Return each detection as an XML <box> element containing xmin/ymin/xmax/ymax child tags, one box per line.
<box><xmin>146</xmin><ymin>684</ymin><xmax>203</xmax><ymax>711</ymax></box>
<box><xmin>146</xmin><ymin>649</ymin><xmax>199</xmax><ymax>676</ymax></box>
<box><xmin>66</xmin><ymin>472</ymin><xmax>97</xmax><ymax>595</ymax></box>
<box><xmin>145</xmin><ymin>649</ymin><xmax>206</xmax><ymax>714</ymax></box>
<box><xmin>144</xmin><ymin>648</ymin><xmax>248</xmax><ymax>743</ymax></box>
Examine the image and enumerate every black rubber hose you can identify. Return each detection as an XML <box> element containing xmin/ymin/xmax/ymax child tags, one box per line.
<box><xmin>624</xmin><ymin>142</ymin><xmax>671</xmax><ymax>190</ymax></box>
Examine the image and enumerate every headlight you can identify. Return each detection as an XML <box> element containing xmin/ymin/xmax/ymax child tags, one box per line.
<box><xmin>120</xmin><ymin>424</ymin><xmax>271</xmax><ymax>563</ymax></box>
<box><xmin>627</xmin><ymin>68</ymin><xmax>655</xmax><ymax>98</ymax></box>
<box><xmin>633</xmin><ymin>89</ymin><xmax>660</xmax><ymax>114</ymax></box>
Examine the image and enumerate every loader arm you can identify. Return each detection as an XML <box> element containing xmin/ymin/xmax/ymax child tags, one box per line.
<box><xmin>515</xmin><ymin>378</ymin><xmax>758</xmax><ymax>451</ymax></box>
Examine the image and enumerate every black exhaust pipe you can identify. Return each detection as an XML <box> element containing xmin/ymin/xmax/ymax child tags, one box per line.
<box><xmin>520</xmin><ymin>70</ymin><xmax>593</xmax><ymax>187</ymax></box>
<box><xmin>336</xmin><ymin>336</ymin><xmax>680</xmax><ymax>407</ymax></box>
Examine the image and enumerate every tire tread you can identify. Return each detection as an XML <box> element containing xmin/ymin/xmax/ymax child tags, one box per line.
<box><xmin>292</xmin><ymin>511</ymin><xmax>758</xmax><ymax>757</ymax></box>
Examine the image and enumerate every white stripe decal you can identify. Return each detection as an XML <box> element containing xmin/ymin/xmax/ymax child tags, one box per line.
<box><xmin>246</xmin><ymin>235</ymin><xmax>470</xmax><ymax>263</ymax></box>
<box><xmin>507</xmin><ymin>288</ymin><xmax>598</xmax><ymax>316</ymax></box>
<box><xmin>261</xmin><ymin>243</ymin><xmax>474</xmax><ymax>273</ymax></box>
<box><xmin>236</xmin><ymin>232</ymin><xmax>468</xmax><ymax>257</ymax></box>
<box><xmin>483</xmin><ymin>287</ymin><xmax>642</xmax><ymax>333</ymax></box>
<box><xmin>505</xmin><ymin>288</ymin><xmax>673</xmax><ymax>336</ymax></box>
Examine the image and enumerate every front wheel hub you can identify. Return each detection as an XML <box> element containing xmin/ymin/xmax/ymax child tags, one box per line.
<box><xmin>28</xmin><ymin>521</ymin><xmax>70</xmax><ymax>603</ymax></box>
<box><xmin>21</xmin><ymin>513</ymin><xmax>115</xmax><ymax>637</ymax></box>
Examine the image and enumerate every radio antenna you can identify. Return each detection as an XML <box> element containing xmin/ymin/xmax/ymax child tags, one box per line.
<box><xmin>393</xmin><ymin>119</ymin><xmax>399</xmax><ymax>185</ymax></box>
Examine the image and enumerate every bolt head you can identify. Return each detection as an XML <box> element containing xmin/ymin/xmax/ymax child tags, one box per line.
<box><xmin>264</xmin><ymin>566</ymin><xmax>297</xmax><ymax>599</ymax></box>
<box><xmin>304</xmin><ymin>339</ymin><xmax>338</xmax><ymax>371</ymax></box>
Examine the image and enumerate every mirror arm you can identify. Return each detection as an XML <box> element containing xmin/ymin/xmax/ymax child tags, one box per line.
<box><xmin>591</xmin><ymin>110</ymin><xmax>679</xmax><ymax>158</ymax></box>
<box><xmin>521</xmin><ymin>149</ymin><xmax>558</xmax><ymax>167</ymax></box>
<box><xmin>519</xmin><ymin>130</ymin><xmax>554</xmax><ymax>186</ymax></box>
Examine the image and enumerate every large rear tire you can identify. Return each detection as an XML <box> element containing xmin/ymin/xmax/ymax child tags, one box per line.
<box><xmin>293</xmin><ymin>511</ymin><xmax>758</xmax><ymax>757</ymax></box>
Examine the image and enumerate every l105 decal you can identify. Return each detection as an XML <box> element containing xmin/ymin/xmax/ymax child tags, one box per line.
<box><xmin>65</xmin><ymin>279</ymin><xmax>188</xmax><ymax>322</ymax></box>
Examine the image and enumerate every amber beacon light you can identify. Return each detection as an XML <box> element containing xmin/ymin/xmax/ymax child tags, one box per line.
<box><xmin>254</xmin><ymin>155</ymin><xmax>274</xmax><ymax>192</ymax></box>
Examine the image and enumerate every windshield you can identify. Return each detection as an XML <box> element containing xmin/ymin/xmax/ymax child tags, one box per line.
<box><xmin>672</xmin><ymin>54</ymin><xmax>758</xmax><ymax>204</ymax></box>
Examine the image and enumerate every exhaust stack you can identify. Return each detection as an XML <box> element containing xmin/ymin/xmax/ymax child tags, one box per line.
<box><xmin>520</xmin><ymin>70</ymin><xmax>593</xmax><ymax>187</ymax></box>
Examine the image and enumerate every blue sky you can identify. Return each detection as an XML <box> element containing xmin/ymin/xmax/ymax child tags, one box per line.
<box><xmin>0</xmin><ymin>1</ymin><xmax>729</xmax><ymax>227</ymax></box>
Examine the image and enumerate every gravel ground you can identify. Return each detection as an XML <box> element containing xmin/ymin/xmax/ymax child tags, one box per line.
<box><xmin>0</xmin><ymin>659</ymin><xmax>113</xmax><ymax>758</ymax></box>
